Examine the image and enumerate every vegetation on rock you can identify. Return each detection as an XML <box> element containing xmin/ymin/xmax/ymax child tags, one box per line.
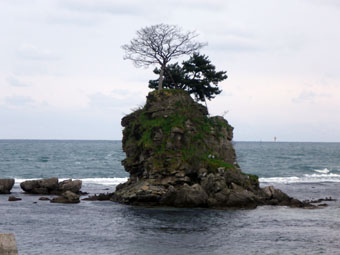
<box><xmin>149</xmin><ymin>53</ymin><xmax>227</xmax><ymax>102</ymax></box>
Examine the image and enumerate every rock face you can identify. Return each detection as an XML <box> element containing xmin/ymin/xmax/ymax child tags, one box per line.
<box><xmin>0</xmin><ymin>234</ymin><xmax>18</xmax><ymax>255</ymax></box>
<box><xmin>112</xmin><ymin>90</ymin><xmax>311</xmax><ymax>209</ymax></box>
<box><xmin>0</xmin><ymin>179</ymin><xmax>15</xmax><ymax>194</ymax></box>
<box><xmin>20</xmin><ymin>178</ymin><xmax>82</xmax><ymax>195</ymax></box>
<box><xmin>50</xmin><ymin>191</ymin><xmax>80</xmax><ymax>204</ymax></box>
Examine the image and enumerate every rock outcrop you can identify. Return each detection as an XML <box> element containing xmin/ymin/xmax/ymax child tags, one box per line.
<box><xmin>0</xmin><ymin>179</ymin><xmax>15</xmax><ymax>194</ymax></box>
<box><xmin>112</xmin><ymin>89</ymin><xmax>311</xmax><ymax>209</ymax></box>
<box><xmin>20</xmin><ymin>178</ymin><xmax>82</xmax><ymax>195</ymax></box>
<box><xmin>0</xmin><ymin>234</ymin><xmax>18</xmax><ymax>255</ymax></box>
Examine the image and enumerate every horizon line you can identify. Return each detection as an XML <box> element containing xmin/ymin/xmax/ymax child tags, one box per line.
<box><xmin>0</xmin><ymin>139</ymin><xmax>339</xmax><ymax>143</ymax></box>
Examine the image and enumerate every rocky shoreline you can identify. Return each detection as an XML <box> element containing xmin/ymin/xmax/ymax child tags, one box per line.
<box><xmin>0</xmin><ymin>178</ymin><xmax>83</xmax><ymax>204</ymax></box>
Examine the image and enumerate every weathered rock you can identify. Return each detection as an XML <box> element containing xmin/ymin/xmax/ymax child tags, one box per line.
<box><xmin>161</xmin><ymin>183</ymin><xmax>208</xmax><ymax>207</ymax></box>
<box><xmin>58</xmin><ymin>179</ymin><xmax>82</xmax><ymax>194</ymax></box>
<box><xmin>112</xmin><ymin>89</ymin><xmax>312</xmax><ymax>209</ymax></box>
<box><xmin>20</xmin><ymin>178</ymin><xmax>82</xmax><ymax>195</ymax></box>
<box><xmin>0</xmin><ymin>234</ymin><xmax>18</xmax><ymax>255</ymax></box>
<box><xmin>8</xmin><ymin>196</ymin><xmax>21</xmax><ymax>202</ymax></box>
<box><xmin>50</xmin><ymin>191</ymin><xmax>80</xmax><ymax>204</ymax></box>
<box><xmin>20</xmin><ymin>177</ymin><xmax>58</xmax><ymax>194</ymax></box>
<box><xmin>0</xmin><ymin>179</ymin><xmax>15</xmax><ymax>194</ymax></box>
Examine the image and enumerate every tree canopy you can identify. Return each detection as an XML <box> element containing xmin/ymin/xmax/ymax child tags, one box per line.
<box><xmin>122</xmin><ymin>24</ymin><xmax>205</xmax><ymax>90</ymax></box>
<box><xmin>149</xmin><ymin>53</ymin><xmax>227</xmax><ymax>102</ymax></box>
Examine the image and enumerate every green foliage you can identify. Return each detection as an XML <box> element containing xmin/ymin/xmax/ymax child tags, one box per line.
<box><xmin>242</xmin><ymin>173</ymin><xmax>260</xmax><ymax>188</ymax></box>
<box><xmin>149</xmin><ymin>53</ymin><xmax>227</xmax><ymax>102</ymax></box>
<box><xmin>205</xmin><ymin>157</ymin><xmax>235</xmax><ymax>172</ymax></box>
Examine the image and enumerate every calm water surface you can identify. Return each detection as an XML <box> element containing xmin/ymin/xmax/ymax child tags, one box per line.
<box><xmin>1</xmin><ymin>140</ymin><xmax>340</xmax><ymax>255</ymax></box>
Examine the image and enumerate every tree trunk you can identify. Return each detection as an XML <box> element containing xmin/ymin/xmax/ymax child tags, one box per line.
<box><xmin>158</xmin><ymin>65</ymin><xmax>165</xmax><ymax>90</ymax></box>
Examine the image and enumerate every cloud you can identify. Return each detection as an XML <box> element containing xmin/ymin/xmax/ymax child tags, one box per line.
<box><xmin>45</xmin><ymin>11</ymin><xmax>101</xmax><ymax>26</ymax></box>
<box><xmin>307</xmin><ymin>0</ymin><xmax>340</xmax><ymax>8</ymax></box>
<box><xmin>211</xmin><ymin>35</ymin><xmax>262</xmax><ymax>53</ymax></box>
<box><xmin>88</xmin><ymin>92</ymin><xmax>142</xmax><ymax>109</ymax></box>
<box><xmin>58</xmin><ymin>0</ymin><xmax>141</xmax><ymax>16</ymax></box>
<box><xmin>17</xmin><ymin>44</ymin><xmax>58</xmax><ymax>61</ymax></box>
<box><xmin>7</xmin><ymin>76</ymin><xmax>30</xmax><ymax>87</ymax></box>
<box><xmin>292</xmin><ymin>90</ymin><xmax>330</xmax><ymax>104</ymax></box>
<box><xmin>4</xmin><ymin>96</ymin><xmax>35</xmax><ymax>107</ymax></box>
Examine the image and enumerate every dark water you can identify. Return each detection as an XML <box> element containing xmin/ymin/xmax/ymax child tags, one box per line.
<box><xmin>1</xmin><ymin>140</ymin><xmax>340</xmax><ymax>255</ymax></box>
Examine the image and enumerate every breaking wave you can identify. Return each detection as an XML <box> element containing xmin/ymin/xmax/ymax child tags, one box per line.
<box><xmin>260</xmin><ymin>172</ymin><xmax>340</xmax><ymax>184</ymax></box>
<box><xmin>14</xmin><ymin>177</ymin><xmax>128</xmax><ymax>186</ymax></box>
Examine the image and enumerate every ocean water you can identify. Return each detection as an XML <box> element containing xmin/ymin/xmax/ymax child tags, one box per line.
<box><xmin>1</xmin><ymin>140</ymin><xmax>340</xmax><ymax>254</ymax></box>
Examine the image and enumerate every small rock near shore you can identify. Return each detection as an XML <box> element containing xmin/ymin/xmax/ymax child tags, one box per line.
<box><xmin>0</xmin><ymin>233</ymin><xmax>18</xmax><ymax>255</ymax></box>
<box><xmin>50</xmin><ymin>191</ymin><xmax>80</xmax><ymax>203</ymax></box>
<box><xmin>8</xmin><ymin>196</ymin><xmax>22</xmax><ymax>202</ymax></box>
<box><xmin>39</xmin><ymin>197</ymin><xmax>50</xmax><ymax>201</ymax></box>
<box><xmin>0</xmin><ymin>179</ymin><xmax>15</xmax><ymax>194</ymax></box>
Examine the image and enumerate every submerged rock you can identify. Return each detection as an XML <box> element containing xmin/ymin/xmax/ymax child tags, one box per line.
<box><xmin>83</xmin><ymin>193</ymin><xmax>113</xmax><ymax>201</ymax></box>
<box><xmin>20</xmin><ymin>178</ymin><xmax>82</xmax><ymax>195</ymax></box>
<box><xmin>8</xmin><ymin>196</ymin><xmax>21</xmax><ymax>202</ymax></box>
<box><xmin>112</xmin><ymin>89</ymin><xmax>312</xmax><ymax>209</ymax></box>
<box><xmin>0</xmin><ymin>234</ymin><xmax>18</xmax><ymax>255</ymax></box>
<box><xmin>39</xmin><ymin>197</ymin><xmax>50</xmax><ymax>201</ymax></box>
<box><xmin>0</xmin><ymin>179</ymin><xmax>15</xmax><ymax>194</ymax></box>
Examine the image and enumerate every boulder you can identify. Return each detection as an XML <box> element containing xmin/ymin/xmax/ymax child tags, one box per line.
<box><xmin>20</xmin><ymin>178</ymin><xmax>82</xmax><ymax>195</ymax></box>
<box><xmin>20</xmin><ymin>177</ymin><xmax>58</xmax><ymax>194</ymax></box>
<box><xmin>8</xmin><ymin>196</ymin><xmax>21</xmax><ymax>202</ymax></box>
<box><xmin>0</xmin><ymin>179</ymin><xmax>15</xmax><ymax>194</ymax></box>
<box><xmin>50</xmin><ymin>191</ymin><xmax>80</xmax><ymax>203</ymax></box>
<box><xmin>58</xmin><ymin>179</ymin><xmax>82</xmax><ymax>193</ymax></box>
<box><xmin>0</xmin><ymin>234</ymin><xmax>18</xmax><ymax>255</ymax></box>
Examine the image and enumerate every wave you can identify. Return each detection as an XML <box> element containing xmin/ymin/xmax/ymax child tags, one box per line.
<box><xmin>260</xmin><ymin>173</ymin><xmax>340</xmax><ymax>184</ymax></box>
<box><xmin>314</xmin><ymin>168</ymin><xmax>330</xmax><ymax>174</ymax></box>
<box><xmin>14</xmin><ymin>177</ymin><xmax>128</xmax><ymax>186</ymax></box>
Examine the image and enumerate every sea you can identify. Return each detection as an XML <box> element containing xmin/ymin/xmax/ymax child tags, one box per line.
<box><xmin>1</xmin><ymin>140</ymin><xmax>340</xmax><ymax>255</ymax></box>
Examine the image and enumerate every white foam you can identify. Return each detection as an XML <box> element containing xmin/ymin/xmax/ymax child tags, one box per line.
<box><xmin>314</xmin><ymin>168</ymin><xmax>330</xmax><ymax>174</ymax></box>
<box><xmin>80</xmin><ymin>178</ymin><xmax>128</xmax><ymax>186</ymax></box>
<box><xmin>14</xmin><ymin>177</ymin><xmax>128</xmax><ymax>186</ymax></box>
<box><xmin>260</xmin><ymin>173</ymin><xmax>340</xmax><ymax>184</ymax></box>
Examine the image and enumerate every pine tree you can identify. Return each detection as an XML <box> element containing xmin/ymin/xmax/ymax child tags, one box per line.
<box><xmin>149</xmin><ymin>53</ymin><xmax>227</xmax><ymax>102</ymax></box>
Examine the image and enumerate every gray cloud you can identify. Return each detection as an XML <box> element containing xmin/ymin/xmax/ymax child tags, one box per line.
<box><xmin>292</xmin><ymin>90</ymin><xmax>330</xmax><ymax>104</ymax></box>
<box><xmin>17</xmin><ymin>44</ymin><xmax>58</xmax><ymax>61</ymax></box>
<box><xmin>45</xmin><ymin>12</ymin><xmax>101</xmax><ymax>26</ymax></box>
<box><xmin>307</xmin><ymin>0</ymin><xmax>340</xmax><ymax>8</ymax></box>
<box><xmin>4</xmin><ymin>96</ymin><xmax>35</xmax><ymax>106</ymax></box>
<box><xmin>7</xmin><ymin>76</ymin><xmax>30</xmax><ymax>87</ymax></box>
<box><xmin>88</xmin><ymin>92</ymin><xmax>143</xmax><ymax>109</ymax></box>
<box><xmin>58</xmin><ymin>0</ymin><xmax>142</xmax><ymax>16</ymax></box>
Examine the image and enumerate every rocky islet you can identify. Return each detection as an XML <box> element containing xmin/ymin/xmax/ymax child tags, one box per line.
<box><xmin>112</xmin><ymin>89</ymin><xmax>313</xmax><ymax>209</ymax></box>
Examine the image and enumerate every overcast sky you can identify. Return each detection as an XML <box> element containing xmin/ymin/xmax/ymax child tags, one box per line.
<box><xmin>1</xmin><ymin>0</ymin><xmax>340</xmax><ymax>141</ymax></box>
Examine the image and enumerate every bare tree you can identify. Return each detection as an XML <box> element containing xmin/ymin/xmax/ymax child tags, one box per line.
<box><xmin>122</xmin><ymin>24</ymin><xmax>206</xmax><ymax>90</ymax></box>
